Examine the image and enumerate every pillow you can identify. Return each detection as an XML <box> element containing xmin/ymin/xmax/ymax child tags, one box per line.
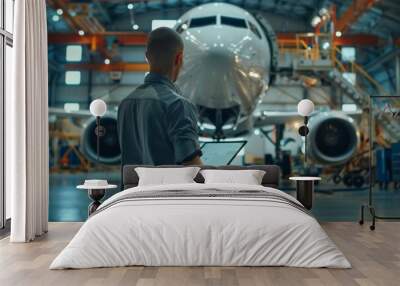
<box><xmin>200</xmin><ymin>169</ymin><xmax>266</xmax><ymax>185</ymax></box>
<box><xmin>135</xmin><ymin>167</ymin><xmax>201</xmax><ymax>186</ymax></box>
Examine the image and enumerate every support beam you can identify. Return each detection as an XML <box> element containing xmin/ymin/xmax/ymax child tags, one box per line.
<box><xmin>48</xmin><ymin>32</ymin><xmax>383</xmax><ymax>47</ymax></box>
<box><xmin>334</xmin><ymin>34</ymin><xmax>381</xmax><ymax>46</ymax></box>
<box><xmin>64</xmin><ymin>63</ymin><xmax>149</xmax><ymax>72</ymax></box>
<box><xmin>336</xmin><ymin>0</ymin><xmax>380</xmax><ymax>33</ymax></box>
<box><xmin>396</xmin><ymin>55</ymin><xmax>400</xmax><ymax>96</ymax></box>
<box><xmin>48</xmin><ymin>33</ymin><xmax>148</xmax><ymax>46</ymax></box>
<box><xmin>364</xmin><ymin>49</ymin><xmax>400</xmax><ymax>71</ymax></box>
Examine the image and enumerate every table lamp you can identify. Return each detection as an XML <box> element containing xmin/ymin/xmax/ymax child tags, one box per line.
<box><xmin>89</xmin><ymin>99</ymin><xmax>107</xmax><ymax>163</ymax></box>
<box><xmin>297</xmin><ymin>99</ymin><xmax>314</xmax><ymax>165</ymax></box>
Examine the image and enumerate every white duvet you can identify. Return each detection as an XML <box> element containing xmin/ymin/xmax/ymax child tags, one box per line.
<box><xmin>50</xmin><ymin>183</ymin><xmax>351</xmax><ymax>269</ymax></box>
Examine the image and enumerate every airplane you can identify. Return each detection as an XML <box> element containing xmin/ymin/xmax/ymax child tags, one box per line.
<box><xmin>49</xmin><ymin>2</ymin><xmax>360</xmax><ymax>167</ymax></box>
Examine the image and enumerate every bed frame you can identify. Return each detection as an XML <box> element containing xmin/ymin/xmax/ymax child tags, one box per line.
<box><xmin>122</xmin><ymin>165</ymin><xmax>281</xmax><ymax>190</ymax></box>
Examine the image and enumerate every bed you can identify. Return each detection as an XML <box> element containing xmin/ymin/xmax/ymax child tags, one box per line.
<box><xmin>50</xmin><ymin>165</ymin><xmax>350</xmax><ymax>269</ymax></box>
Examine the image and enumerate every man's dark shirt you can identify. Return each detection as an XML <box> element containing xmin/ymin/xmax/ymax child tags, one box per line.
<box><xmin>117</xmin><ymin>72</ymin><xmax>201</xmax><ymax>165</ymax></box>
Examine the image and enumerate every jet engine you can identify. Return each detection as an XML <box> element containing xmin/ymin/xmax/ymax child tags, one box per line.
<box><xmin>307</xmin><ymin>112</ymin><xmax>359</xmax><ymax>165</ymax></box>
<box><xmin>80</xmin><ymin>115</ymin><xmax>121</xmax><ymax>165</ymax></box>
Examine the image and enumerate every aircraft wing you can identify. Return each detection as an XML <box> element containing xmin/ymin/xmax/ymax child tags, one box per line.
<box><xmin>254</xmin><ymin>110</ymin><xmax>362</xmax><ymax>128</ymax></box>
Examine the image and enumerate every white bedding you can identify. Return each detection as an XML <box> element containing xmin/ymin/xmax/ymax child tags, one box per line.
<box><xmin>50</xmin><ymin>183</ymin><xmax>351</xmax><ymax>269</ymax></box>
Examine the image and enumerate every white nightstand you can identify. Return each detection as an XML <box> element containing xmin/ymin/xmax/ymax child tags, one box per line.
<box><xmin>289</xmin><ymin>177</ymin><xmax>321</xmax><ymax>210</ymax></box>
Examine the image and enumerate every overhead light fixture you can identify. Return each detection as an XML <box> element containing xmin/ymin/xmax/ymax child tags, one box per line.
<box><xmin>69</xmin><ymin>10</ymin><xmax>77</xmax><ymax>17</ymax></box>
<box><xmin>249</xmin><ymin>71</ymin><xmax>261</xmax><ymax>79</ymax></box>
<box><xmin>56</xmin><ymin>8</ymin><xmax>64</xmax><ymax>15</ymax></box>
<box><xmin>104</xmin><ymin>58</ymin><xmax>111</xmax><ymax>65</ymax></box>
<box><xmin>322</xmin><ymin>41</ymin><xmax>330</xmax><ymax>50</ymax></box>
<box><xmin>311</xmin><ymin>16</ymin><xmax>321</xmax><ymax>27</ymax></box>
<box><xmin>78</xmin><ymin>30</ymin><xmax>85</xmax><ymax>36</ymax></box>
<box><xmin>127</xmin><ymin>3</ymin><xmax>134</xmax><ymax>10</ymax></box>
<box><xmin>52</xmin><ymin>15</ymin><xmax>60</xmax><ymax>22</ymax></box>
<box><xmin>132</xmin><ymin>24</ymin><xmax>139</xmax><ymax>30</ymax></box>
<box><xmin>335</xmin><ymin>31</ymin><xmax>342</xmax><ymax>37</ymax></box>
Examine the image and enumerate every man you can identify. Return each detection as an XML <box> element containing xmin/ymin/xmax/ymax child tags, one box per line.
<box><xmin>118</xmin><ymin>27</ymin><xmax>202</xmax><ymax>166</ymax></box>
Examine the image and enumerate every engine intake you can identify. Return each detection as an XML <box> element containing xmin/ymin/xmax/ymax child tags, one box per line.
<box><xmin>307</xmin><ymin>112</ymin><xmax>359</xmax><ymax>165</ymax></box>
<box><xmin>81</xmin><ymin>116</ymin><xmax>121</xmax><ymax>165</ymax></box>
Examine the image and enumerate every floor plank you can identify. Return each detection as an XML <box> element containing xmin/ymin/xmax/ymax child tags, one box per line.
<box><xmin>0</xmin><ymin>222</ymin><xmax>399</xmax><ymax>286</ymax></box>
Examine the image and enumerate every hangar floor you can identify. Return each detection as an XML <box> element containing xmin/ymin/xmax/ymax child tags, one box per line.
<box><xmin>49</xmin><ymin>172</ymin><xmax>400</xmax><ymax>222</ymax></box>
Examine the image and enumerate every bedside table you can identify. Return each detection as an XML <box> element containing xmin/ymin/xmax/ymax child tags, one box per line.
<box><xmin>77</xmin><ymin>180</ymin><xmax>117</xmax><ymax>216</ymax></box>
<box><xmin>289</xmin><ymin>177</ymin><xmax>321</xmax><ymax>210</ymax></box>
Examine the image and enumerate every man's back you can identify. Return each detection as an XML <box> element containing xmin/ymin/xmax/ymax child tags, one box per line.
<box><xmin>118</xmin><ymin>73</ymin><xmax>201</xmax><ymax>166</ymax></box>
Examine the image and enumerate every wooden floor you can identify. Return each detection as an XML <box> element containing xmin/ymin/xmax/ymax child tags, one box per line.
<box><xmin>0</xmin><ymin>222</ymin><xmax>399</xmax><ymax>286</ymax></box>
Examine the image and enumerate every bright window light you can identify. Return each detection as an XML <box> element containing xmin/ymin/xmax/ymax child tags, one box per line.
<box><xmin>66</xmin><ymin>45</ymin><xmax>82</xmax><ymax>62</ymax></box>
<box><xmin>342</xmin><ymin>104</ymin><xmax>357</xmax><ymax>112</ymax></box>
<box><xmin>64</xmin><ymin>103</ymin><xmax>80</xmax><ymax>112</ymax></box>
<box><xmin>341</xmin><ymin>47</ymin><xmax>356</xmax><ymax>62</ymax></box>
<box><xmin>65</xmin><ymin>71</ymin><xmax>81</xmax><ymax>85</ymax></box>
<box><xmin>152</xmin><ymin>20</ymin><xmax>177</xmax><ymax>30</ymax></box>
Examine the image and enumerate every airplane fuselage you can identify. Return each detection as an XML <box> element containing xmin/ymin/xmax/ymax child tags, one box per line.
<box><xmin>174</xmin><ymin>3</ymin><xmax>272</xmax><ymax>137</ymax></box>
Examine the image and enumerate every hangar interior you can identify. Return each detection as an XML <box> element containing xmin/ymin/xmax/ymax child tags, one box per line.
<box><xmin>44</xmin><ymin>0</ymin><xmax>400</xmax><ymax>222</ymax></box>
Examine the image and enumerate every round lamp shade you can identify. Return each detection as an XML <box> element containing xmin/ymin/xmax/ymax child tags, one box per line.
<box><xmin>90</xmin><ymin>99</ymin><xmax>107</xmax><ymax>117</ymax></box>
<box><xmin>297</xmin><ymin>99</ymin><xmax>315</xmax><ymax>117</ymax></box>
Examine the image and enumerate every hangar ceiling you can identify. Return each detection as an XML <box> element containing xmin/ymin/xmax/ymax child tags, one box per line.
<box><xmin>47</xmin><ymin>0</ymin><xmax>400</xmax><ymax>38</ymax></box>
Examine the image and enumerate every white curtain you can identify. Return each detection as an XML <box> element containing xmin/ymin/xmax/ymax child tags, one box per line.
<box><xmin>7</xmin><ymin>0</ymin><xmax>49</xmax><ymax>242</ymax></box>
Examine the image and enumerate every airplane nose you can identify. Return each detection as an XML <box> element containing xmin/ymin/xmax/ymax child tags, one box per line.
<box><xmin>177</xmin><ymin>29</ymin><xmax>266</xmax><ymax>123</ymax></box>
<box><xmin>204</xmin><ymin>46</ymin><xmax>234</xmax><ymax>67</ymax></box>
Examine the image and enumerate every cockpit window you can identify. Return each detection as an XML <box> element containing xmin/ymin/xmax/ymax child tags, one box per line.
<box><xmin>221</xmin><ymin>16</ymin><xmax>247</xmax><ymax>28</ymax></box>
<box><xmin>189</xmin><ymin>16</ymin><xmax>217</xmax><ymax>28</ymax></box>
<box><xmin>248</xmin><ymin>21</ymin><xmax>262</xmax><ymax>39</ymax></box>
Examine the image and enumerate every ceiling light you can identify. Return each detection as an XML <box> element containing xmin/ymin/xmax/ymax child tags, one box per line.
<box><xmin>322</xmin><ymin>41</ymin><xmax>330</xmax><ymax>50</ymax></box>
<box><xmin>249</xmin><ymin>71</ymin><xmax>261</xmax><ymax>79</ymax></box>
<box><xmin>335</xmin><ymin>31</ymin><xmax>342</xmax><ymax>37</ymax></box>
<box><xmin>127</xmin><ymin>3</ymin><xmax>134</xmax><ymax>10</ymax></box>
<box><xmin>104</xmin><ymin>58</ymin><xmax>111</xmax><ymax>65</ymax></box>
<box><xmin>78</xmin><ymin>30</ymin><xmax>85</xmax><ymax>36</ymax></box>
<box><xmin>56</xmin><ymin>9</ymin><xmax>63</xmax><ymax>15</ymax></box>
<box><xmin>311</xmin><ymin>16</ymin><xmax>321</xmax><ymax>27</ymax></box>
<box><xmin>132</xmin><ymin>24</ymin><xmax>139</xmax><ymax>30</ymax></box>
<box><xmin>52</xmin><ymin>15</ymin><xmax>60</xmax><ymax>22</ymax></box>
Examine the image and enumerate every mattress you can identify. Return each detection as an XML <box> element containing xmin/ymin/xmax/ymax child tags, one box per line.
<box><xmin>50</xmin><ymin>183</ymin><xmax>351</xmax><ymax>269</ymax></box>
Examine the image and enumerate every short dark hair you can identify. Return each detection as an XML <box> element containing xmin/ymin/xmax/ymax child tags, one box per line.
<box><xmin>146</xmin><ymin>27</ymin><xmax>184</xmax><ymax>71</ymax></box>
